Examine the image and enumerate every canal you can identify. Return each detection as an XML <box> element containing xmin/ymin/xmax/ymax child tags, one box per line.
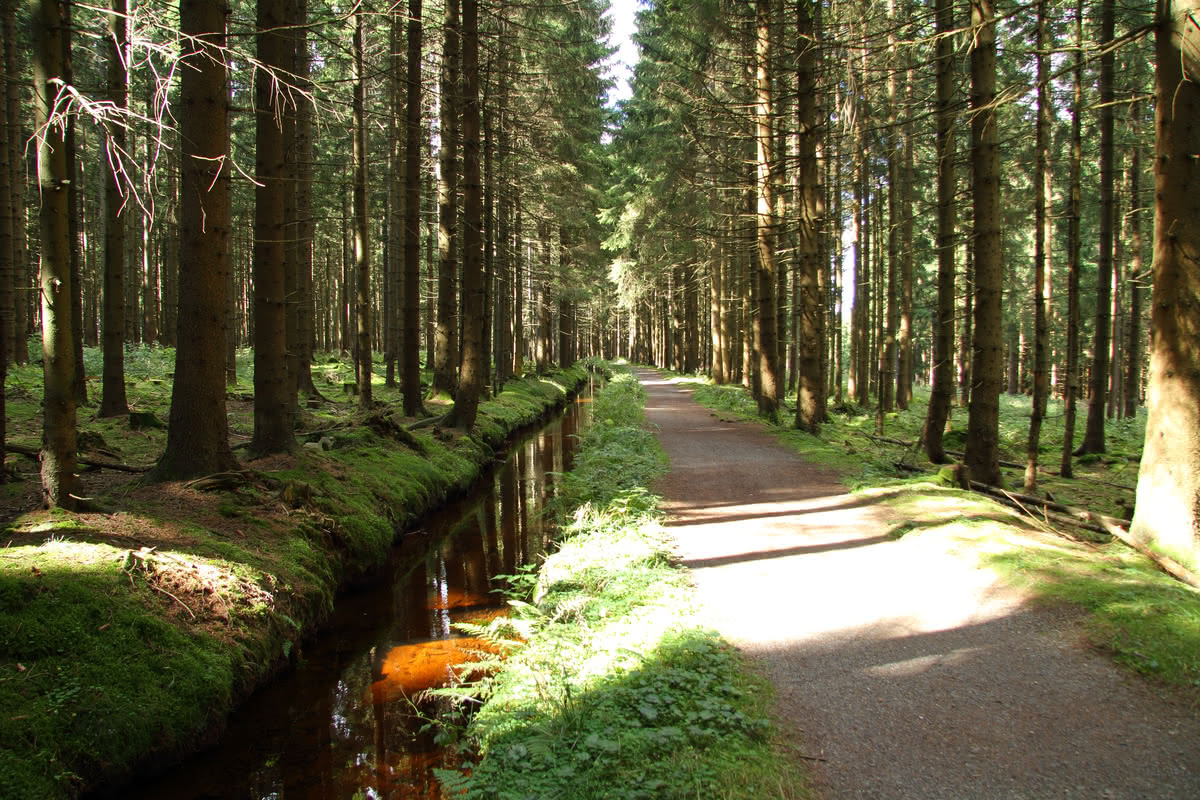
<box><xmin>121</xmin><ymin>390</ymin><xmax>593</xmax><ymax>799</ymax></box>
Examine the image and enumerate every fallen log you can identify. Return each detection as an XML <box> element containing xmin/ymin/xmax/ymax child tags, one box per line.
<box><xmin>970</xmin><ymin>481</ymin><xmax>1200</xmax><ymax>590</ymax></box>
<box><xmin>968</xmin><ymin>482</ymin><xmax>1132</xmax><ymax>525</ymax></box>
<box><xmin>867</xmin><ymin>433</ymin><xmax>1135</xmax><ymax>492</ymax></box>
<box><xmin>6</xmin><ymin>443</ymin><xmax>152</xmax><ymax>473</ymax></box>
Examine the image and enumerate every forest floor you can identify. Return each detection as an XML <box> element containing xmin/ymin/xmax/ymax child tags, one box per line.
<box><xmin>0</xmin><ymin>347</ymin><xmax>588</xmax><ymax>799</ymax></box>
<box><xmin>636</xmin><ymin>368</ymin><xmax>1200</xmax><ymax>799</ymax></box>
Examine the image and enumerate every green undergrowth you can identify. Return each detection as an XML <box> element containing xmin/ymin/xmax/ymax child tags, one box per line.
<box><xmin>987</xmin><ymin>541</ymin><xmax>1200</xmax><ymax>695</ymax></box>
<box><xmin>880</xmin><ymin>482</ymin><xmax>1200</xmax><ymax>700</ymax></box>
<box><xmin>670</xmin><ymin>371</ymin><xmax>1199</xmax><ymax>702</ymax></box>
<box><xmin>672</xmin><ymin>374</ymin><xmax>1141</xmax><ymax>520</ymax></box>
<box><xmin>0</xmin><ymin>354</ymin><xmax>586</xmax><ymax>799</ymax></box>
<box><xmin>433</xmin><ymin>365</ymin><xmax>808</xmax><ymax>800</ymax></box>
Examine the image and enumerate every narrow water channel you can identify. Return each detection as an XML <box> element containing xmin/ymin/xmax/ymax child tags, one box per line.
<box><xmin>123</xmin><ymin>391</ymin><xmax>592</xmax><ymax>800</ymax></box>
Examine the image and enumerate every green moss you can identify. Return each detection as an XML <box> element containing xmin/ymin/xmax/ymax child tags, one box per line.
<box><xmin>1</xmin><ymin>352</ymin><xmax>588</xmax><ymax>799</ymax></box>
<box><xmin>0</xmin><ymin>541</ymin><xmax>234</xmax><ymax>798</ymax></box>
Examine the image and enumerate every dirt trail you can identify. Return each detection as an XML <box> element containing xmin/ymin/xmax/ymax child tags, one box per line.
<box><xmin>637</xmin><ymin>369</ymin><xmax>1200</xmax><ymax>800</ymax></box>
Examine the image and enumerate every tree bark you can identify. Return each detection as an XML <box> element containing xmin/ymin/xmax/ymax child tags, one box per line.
<box><xmin>5</xmin><ymin>1</ymin><xmax>27</xmax><ymax>367</ymax></box>
<box><xmin>1060</xmin><ymin>0</ymin><xmax>1084</xmax><ymax>478</ymax></box>
<box><xmin>447</xmin><ymin>0</ymin><xmax>483</xmax><ymax>431</ymax></box>
<box><xmin>431</xmin><ymin>0</ymin><xmax>460</xmax><ymax>399</ymax></box>
<box><xmin>1079</xmin><ymin>0</ymin><xmax>1116</xmax><ymax>454</ymax></box>
<box><xmin>923</xmin><ymin>0</ymin><xmax>956</xmax><ymax>464</ymax></box>
<box><xmin>896</xmin><ymin>1</ymin><xmax>915</xmax><ymax>410</ymax></box>
<box><xmin>99</xmin><ymin>0</ymin><xmax>129</xmax><ymax>418</ymax></box>
<box><xmin>1025</xmin><ymin>0</ymin><xmax>1052</xmax><ymax>490</ymax></box>
<box><xmin>156</xmin><ymin>0</ymin><xmax>237</xmax><ymax>480</ymax></box>
<box><xmin>1123</xmin><ymin>102</ymin><xmax>1144</xmax><ymax>419</ymax></box>
<box><xmin>1130</xmin><ymin>0</ymin><xmax>1200</xmax><ymax>570</ymax></box>
<box><xmin>386</xmin><ymin>6</ymin><xmax>404</xmax><ymax>389</ymax></box>
<box><xmin>0</xmin><ymin>0</ymin><xmax>10</xmax><ymax>474</ymax></box>
<box><xmin>878</xmin><ymin>0</ymin><xmax>900</xmax><ymax>424</ymax></box>
<box><xmin>352</xmin><ymin>6</ymin><xmax>371</xmax><ymax>409</ymax></box>
<box><xmin>32</xmin><ymin>0</ymin><xmax>79</xmax><ymax>506</ymax></box>
<box><xmin>794</xmin><ymin>0</ymin><xmax>823</xmax><ymax>432</ymax></box>
<box><xmin>61</xmin><ymin>3</ymin><xmax>85</xmax><ymax>406</ymax></box>
<box><xmin>964</xmin><ymin>0</ymin><xmax>1003</xmax><ymax>486</ymax></box>
<box><xmin>752</xmin><ymin>0</ymin><xmax>781</xmax><ymax>419</ymax></box>
<box><xmin>251</xmin><ymin>0</ymin><xmax>295</xmax><ymax>454</ymax></box>
<box><xmin>402</xmin><ymin>0</ymin><xmax>425</xmax><ymax>416</ymax></box>
<box><xmin>293</xmin><ymin>0</ymin><xmax>317</xmax><ymax>397</ymax></box>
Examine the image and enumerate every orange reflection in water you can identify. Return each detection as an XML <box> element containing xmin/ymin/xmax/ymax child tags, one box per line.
<box><xmin>370</xmin><ymin>636</ymin><xmax>503</xmax><ymax>702</ymax></box>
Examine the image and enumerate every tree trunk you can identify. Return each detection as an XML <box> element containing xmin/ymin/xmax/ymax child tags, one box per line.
<box><xmin>1130</xmin><ymin>0</ymin><xmax>1200</xmax><ymax>569</ymax></box>
<box><xmin>958</xmin><ymin>241</ymin><xmax>972</xmax><ymax>408</ymax></box>
<box><xmin>156</xmin><ymin>0</ymin><xmax>237</xmax><ymax>480</ymax></box>
<box><xmin>896</xmin><ymin>4</ymin><xmax>915</xmax><ymax>411</ymax></box>
<box><xmin>386</xmin><ymin>7</ymin><xmax>404</xmax><ymax>389</ymax></box>
<box><xmin>2</xmin><ymin>0</ymin><xmax>25</xmax><ymax>368</ymax></box>
<box><xmin>1025</xmin><ymin>0</ymin><xmax>1052</xmax><ymax>490</ymax></box>
<box><xmin>558</xmin><ymin>229</ymin><xmax>572</xmax><ymax>367</ymax></box>
<box><xmin>1061</xmin><ymin>0</ymin><xmax>1084</xmax><ymax>478</ymax></box>
<box><xmin>0</xmin><ymin>0</ymin><xmax>10</xmax><ymax>475</ymax></box>
<box><xmin>280</xmin><ymin>1</ymin><xmax>299</xmax><ymax>411</ymax></box>
<box><xmin>794</xmin><ymin>0</ymin><xmax>823</xmax><ymax>432</ymax></box>
<box><xmin>1079</xmin><ymin>0</ymin><xmax>1116</xmax><ymax>454</ymax></box>
<box><xmin>250</xmin><ymin>0</ymin><xmax>295</xmax><ymax>454</ymax></box>
<box><xmin>963</xmin><ymin>0</ymin><xmax>1003</xmax><ymax>486</ymax></box>
<box><xmin>1123</xmin><ymin>103</ymin><xmax>1144</xmax><ymax>419</ymax></box>
<box><xmin>32</xmin><ymin>0</ymin><xmax>79</xmax><ymax>506</ymax></box>
<box><xmin>512</xmin><ymin>192</ymin><xmax>524</xmax><ymax>377</ymax></box>
<box><xmin>402</xmin><ymin>0</ymin><xmax>425</xmax><ymax>416</ymax></box>
<box><xmin>877</xmin><ymin>0</ymin><xmax>900</xmax><ymax>425</ymax></box>
<box><xmin>98</xmin><ymin>0</ymin><xmax>128</xmax><ymax>417</ymax></box>
<box><xmin>431</xmin><ymin>0</ymin><xmax>460</xmax><ymax>399</ymax></box>
<box><xmin>61</xmin><ymin>4</ymin><xmax>85</xmax><ymax>406</ymax></box>
<box><xmin>923</xmin><ymin>0</ymin><xmax>956</xmax><ymax>464</ymax></box>
<box><xmin>752</xmin><ymin>0</ymin><xmax>781</xmax><ymax>418</ymax></box>
<box><xmin>352</xmin><ymin>8</ymin><xmax>371</xmax><ymax>409</ymax></box>
<box><xmin>848</xmin><ymin>147</ymin><xmax>863</xmax><ymax>404</ymax></box>
<box><xmin>293</xmin><ymin>0</ymin><xmax>316</xmax><ymax>397</ymax></box>
<box><xmin>448</xmin><ymin>0</ymin><xmax>483</xmax><ymax>431</ymax></box>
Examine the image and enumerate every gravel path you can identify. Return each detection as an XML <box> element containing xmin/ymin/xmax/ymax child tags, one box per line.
<box><xmin>637</xmin><ymin>369</ymin><xmax>1200</xmax><ymax>800</ymax></box>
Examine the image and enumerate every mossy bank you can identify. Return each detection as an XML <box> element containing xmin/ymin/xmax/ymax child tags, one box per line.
<box><xmin>0</xmin><ymin>364</ymin><xmax>588</xmax><ymax>799</ymax></box>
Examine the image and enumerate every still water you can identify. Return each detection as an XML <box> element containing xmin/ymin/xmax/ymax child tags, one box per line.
<box><xmin>123</xmin><ymin>391</ymin><xmax>592</xmax><ymax>799</ymax></box>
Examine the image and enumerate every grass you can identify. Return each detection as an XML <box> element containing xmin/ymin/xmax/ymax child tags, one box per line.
<box><xmin>0</xmin><ymin>344</ymin><xmax>588</xmax><ymax>799</ymax></box>
<box><xmin>666</xmin><ymin>371</ymin><xmax>1200</xmax><ymax>703</ymax></box>
<box><xmin>676</xmin><ymin>377</ymin><xmax>1141</xmax><ymax>519</ymax></box>
<box><xmin>987</xmin><ymin>541</ymin><xmax>1200</xmax><ymax>691</ymax></box>
<box><xmin>433</xmin><ymin>365</ymin><xmax>809</xmax><ymax>800</ymax></box>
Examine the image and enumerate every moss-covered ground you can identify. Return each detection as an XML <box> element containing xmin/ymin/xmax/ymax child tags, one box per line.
<box><xmin>666</xmin><ymin>374</ymin><xmax>1200</xmax><ymax>702</ymax></box>
<box><xmin>0</xmin><ymin>344</ymin><xmax>587</xmax><ymax>799</ymax></box>
<box><xmin>433</xmin><ymin>366</ymin><xmax>809</xmax><ymax>800</ymax></box>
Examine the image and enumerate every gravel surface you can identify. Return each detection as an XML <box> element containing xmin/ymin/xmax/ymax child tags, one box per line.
<box><xmin>637</xmin><ymin>369</ymin><xmax>1200</xmax><ymax>800</ymax></box>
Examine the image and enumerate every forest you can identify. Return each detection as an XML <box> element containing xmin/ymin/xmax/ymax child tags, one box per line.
<box><xmin>1</xmin><ymin>0</ymin><xmax>1197</xmax><ymax>562</ymax></box>
<box><xmin>2</xmin><ymin>0</ymin><xmax>1200</xmax><ymax>795</ymax></box>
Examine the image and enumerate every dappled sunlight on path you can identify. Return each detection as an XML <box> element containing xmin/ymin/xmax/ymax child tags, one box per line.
<box><xmin>637</xmin><ymin>369</ymin><xmax>1200</xmax><ymax>799</ymax></box>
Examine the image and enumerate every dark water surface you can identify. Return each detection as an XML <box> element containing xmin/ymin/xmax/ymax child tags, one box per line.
<box><xmin>122</xmin><ymin>392</ymin><xmax>592</xmax><ymax>800</ymax></box>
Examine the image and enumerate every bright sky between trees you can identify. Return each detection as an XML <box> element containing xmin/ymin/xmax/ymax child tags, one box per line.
<box><xmin>605</xmin><ymin>0</ymin><xmax>641</xmax><ymax>106</ymax></box>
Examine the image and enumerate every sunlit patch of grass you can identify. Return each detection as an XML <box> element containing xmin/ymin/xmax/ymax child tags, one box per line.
<box><xmin>987</xmin><ymin>543</ymin><xmax>1200</xmax><ymax>696</ymax></box>
<box><xmin>851</xmin><ymin>483</ymin><xmax>1200</xmax><ymax>701</ymax></box>
<box><xmin>0</xmin><ymin>538</ymin><xmax>236</xmax><ymax>798</ymax></box>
